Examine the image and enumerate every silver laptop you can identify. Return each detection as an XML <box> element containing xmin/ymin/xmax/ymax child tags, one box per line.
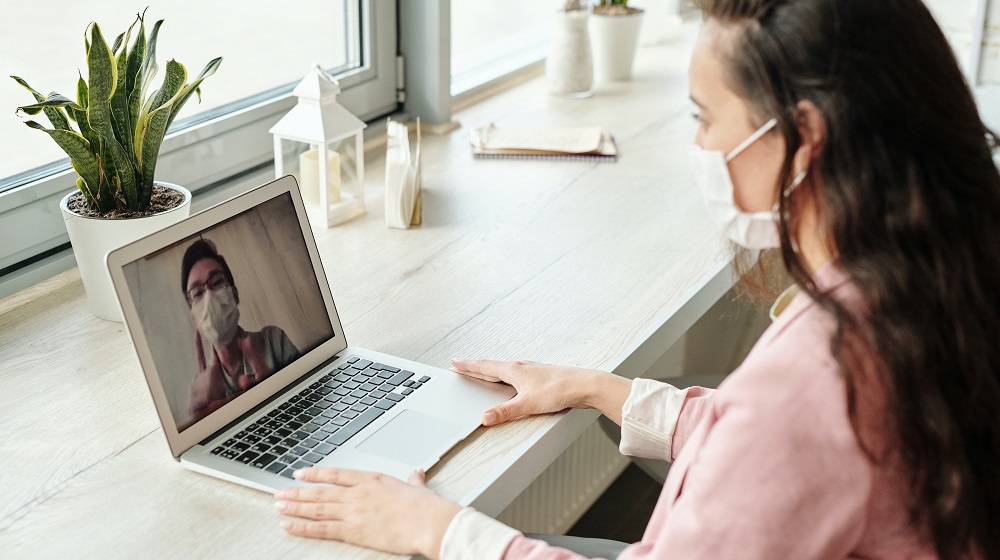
<box><xmin>106</xmin><ymin>175</ymin><xmax>514</xmax><ymax>491</ymax></box>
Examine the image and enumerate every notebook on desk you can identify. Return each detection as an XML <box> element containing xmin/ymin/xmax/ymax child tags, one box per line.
<box><xmin>105</xmin><ymin>175</ymin><xmax>514</xmax><ymax>491</ymax></box>
<box><xmin>470</xmin><ymin>124</ymin><xmax>618</xmax><ymax>162</ymax></box>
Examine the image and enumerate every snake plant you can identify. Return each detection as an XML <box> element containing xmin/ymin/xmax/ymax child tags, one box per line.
<box><xmin>11</xmin><ymin>13</ymin><xmax>222</xmax><ymax>213</ymax></box>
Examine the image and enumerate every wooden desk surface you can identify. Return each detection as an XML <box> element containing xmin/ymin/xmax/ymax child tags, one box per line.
<box><xmin>0</xmin><ymin>27</ymin><xmax>732</xmax><ymax>559</ymax></box>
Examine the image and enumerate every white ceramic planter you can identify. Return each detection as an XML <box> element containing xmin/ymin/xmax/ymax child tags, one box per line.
<box><xmin>60</xmin><ymin>182</ymin><xmax>192</xmax><ymax>322</ymax></box>
<box><xmin>590</xmin><ymin>10</ymin><xmax>645</xmax><ymax>82</ymax></box>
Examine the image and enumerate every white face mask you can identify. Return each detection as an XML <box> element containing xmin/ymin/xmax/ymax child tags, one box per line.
<box><xmin>689</xmin><ymin>118</ymin><xmax>806</xmax><ymax>249</ymax></box>
<box><xmin>191</xmin><ymin>285</ymin><xmax>240</xmax><ymax>347</ymax></box>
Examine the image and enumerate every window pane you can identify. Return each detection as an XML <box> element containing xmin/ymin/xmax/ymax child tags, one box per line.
<box><xmin>451</xmin><ymin>0</ymin><xmax>554</xmax><ymax>93</ymax></box>
<box><xmin>1</xmin><ymin>1</ymin><xmax>355</xmax><ymax>182</ymax></box>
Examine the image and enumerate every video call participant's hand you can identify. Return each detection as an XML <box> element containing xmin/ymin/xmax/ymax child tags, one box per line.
<box><xmin>275</xmin><ymin>467</ymin><xmax>461</xmax><ymax>558</ymax></box>
<box><xmin>189</xmin><ymin>364</ymin><xmax>230</xmax><ymax>420</ymax></box>
<box><xmin>238</xmin><ymin>372</ymin><xmax>261</xmax><ymax>391</ymax></box>
<box><xmin>450</xmin><ymin>358</ymin><xmax>632</xmax><ymax>426</ymax></box>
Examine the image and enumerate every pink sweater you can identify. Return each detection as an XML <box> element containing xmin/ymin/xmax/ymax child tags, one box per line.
<box><xmin>439</xmin><ymin>263</ymin><xmax>937</xmax><ymax>559</ymax></box>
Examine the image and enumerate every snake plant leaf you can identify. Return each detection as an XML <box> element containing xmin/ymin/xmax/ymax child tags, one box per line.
<box><xmin>163</xmin><ymin>56</ymin><xmax>222</xmax><ymax>132</ymax></box>
<box><xmin>72</xmin><ymin>73</ymin><xmax>98</xmax><ymax>148</ymax></box>
<box><xmin>134</xmin><ymin>59</ymin><xmax>186</xmax><ymax>205</ymax></box>
<box><xmin>111</xmin><ymin>30</ymin><xmax>126</xmax><ymax>54</ymax></box>
<box><xmin>75</xmin><ymin>176</ymin><xmax>97</xmax><ymax>209</ymax></box>
<box><xmin>125</xmin><ymin>14</ymin><xmax>147</xmax><ymax>129</ymax></box>
<box><xmin>76</xmin><ymin>70</ymin><xmax>88</xmax><ymax>108</ymax></box>
<box><xmin>94</xmin><ymin>143</ymin><xmax>117</xmax><ymax>210</ymax></box>
<box><xmin>135</xmin><ymin>19</ymin><xmax>163</xmax><ymax>123</ymax></box>
<box><xmin>10</xmin><ymin>76</ymin><xmax>73</xmax><ymax>131</ymax></box>
<box><xmin>85</xmin><ymin>23</ymin><xmax>117</xmax><ymax>138</ymax></box>
<box><xmin>134</xmin><ymin>59</ymin><xmax>185</xmax><ymax>158</ymax></box>
<box><xmin>23</xmin><ymin>120</ymin><xmax>102</xmax><ymax>200</ymax></box>
<box><xmin>107</xmin><ymin>56</ymin><xmax>139</xmax><ymax>209</ymax></box>
<box><xmin>106</xmin><ymin>126</ymin><xmax>138</xmax><ymax>209</ymax></box>
<box><xmin>149</xmin><ymin>59</ymin><xmax>186</xmax><ymax>115</ymax></box>
<box><xmin>16</xmin><ymin>92</ymin><xmax>84</xmax><ymax>114</ymax></box>
<box><xmin>110</xmin><ymin>18</ymin><xmax>137</xmax><ymax>163</ymax></box>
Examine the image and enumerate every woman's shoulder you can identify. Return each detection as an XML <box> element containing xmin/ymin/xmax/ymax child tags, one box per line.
<box><xmin>716</xmin><ymin>288</ymin><xmax>863</xmax><ymax>443</ymax></box>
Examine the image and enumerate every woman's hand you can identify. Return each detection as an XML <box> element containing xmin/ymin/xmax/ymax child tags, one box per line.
<box><xmin>450</xmin><ymin>359</ymin><xmax>632</xmax><ymax>426</ymax></box>
<box><xmin>276</xmin><ymin>467</ymin><xmax>461</xmax><ymax>559</ymax></box>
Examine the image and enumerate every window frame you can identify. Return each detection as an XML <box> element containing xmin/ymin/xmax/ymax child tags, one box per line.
<box><xmin>0</xmin><ymin>0</ymin><xmax>397</xmax><ymax>298</ymax></box>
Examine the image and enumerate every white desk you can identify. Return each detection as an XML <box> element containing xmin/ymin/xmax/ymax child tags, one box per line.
<box><xmin>0</xmin><ymin>28</ymin><xmax>733</xmax><ymax>559</ymax></box>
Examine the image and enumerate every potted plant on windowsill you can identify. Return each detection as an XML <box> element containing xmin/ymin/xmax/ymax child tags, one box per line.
<box><xmin>12</xmin><ymin>13</ymin><xmax>221</xmax><ymax>321</ymax></box>
<box><xmin>590</xmin><ymin>0</ymin><xmax>645</xmax><ymax>82</ymax></box>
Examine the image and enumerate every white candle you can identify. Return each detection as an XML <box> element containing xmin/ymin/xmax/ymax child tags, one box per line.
<box><xmin>298</xmin><ymin>148</ymin><xmax>342</xmax><ymax>205</ymax></box>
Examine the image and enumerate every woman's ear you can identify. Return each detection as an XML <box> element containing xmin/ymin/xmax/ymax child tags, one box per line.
<box><xmin>793</xmin><ymin>100</ymin><xmax>826</xmax><ymax>175</ymax></box>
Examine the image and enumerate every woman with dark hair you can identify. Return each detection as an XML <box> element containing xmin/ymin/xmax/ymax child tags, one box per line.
<box><xmin>271</xmin><ymin>0</ymin><xmax>1000</xmax><ymax>558</ymax></box>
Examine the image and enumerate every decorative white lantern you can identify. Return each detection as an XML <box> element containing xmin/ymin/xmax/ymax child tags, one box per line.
<box><xmin>270</xmin><ymin>64</ymin><xmax>367</xmax><ymax>227</ymax></box>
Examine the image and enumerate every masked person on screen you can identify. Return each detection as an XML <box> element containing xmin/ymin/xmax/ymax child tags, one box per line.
<box><xmin>182</xmin><ymin>239</ymin><xmax>300</xmax><ymax>422</ymax></box>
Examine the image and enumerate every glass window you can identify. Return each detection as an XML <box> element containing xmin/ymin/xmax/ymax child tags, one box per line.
<box><xmin>0</xmin><ymin>0</ymin><xmax>398</xmax><ymax>297</ymax></box>
<box><xmin>450</xmin><ymin>0</ymin><xmax>555</xmax><ymax>95</ymax></box>
<box><xmin>1</xmin><ymin>1</ymin><xmax>357</xmax><ymax>184</ymax></box>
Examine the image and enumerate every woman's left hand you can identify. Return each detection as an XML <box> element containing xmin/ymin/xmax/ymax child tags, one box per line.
<box><xmin>275</xmin><ymin>467</ymin><xmax>461</xmax><ymax>559</ymax></box>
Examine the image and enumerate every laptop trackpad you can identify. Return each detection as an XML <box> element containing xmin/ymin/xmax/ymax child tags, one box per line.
<box><xmin>356</xmin><ymin>410</ymin><xmax>462</xmax><ymax>466</ymax></box>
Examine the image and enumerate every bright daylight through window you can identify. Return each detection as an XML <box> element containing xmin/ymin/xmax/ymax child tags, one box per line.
<box><xmin>1</xmin><ymin>0</ymin><xmax>352</xmax><ymax>186</ymax></box>
<box><xmin>450</xmin><ymin>0</ymin><xmax>554</xmax><ymax>95</ymax></box>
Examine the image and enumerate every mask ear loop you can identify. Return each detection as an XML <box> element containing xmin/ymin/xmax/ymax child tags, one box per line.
<box><xmin>772</xmin><ymin>170</ymin><xmax>808</xmax><ymax>252</ymax></box>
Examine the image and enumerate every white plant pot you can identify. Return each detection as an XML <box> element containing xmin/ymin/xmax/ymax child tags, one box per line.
<box><xmin>60</xmin><ymin>182</ymin><xmax>192</xmax><ymax>322</ymax></box>
<box><xmin>590</xmin><ymin>11</ymin><xmax>645</xmax><ymax>82</ymax></box>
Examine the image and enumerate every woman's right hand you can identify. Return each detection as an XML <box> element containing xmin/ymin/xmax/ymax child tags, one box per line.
<box><xmin>450</xmin><ymin>359</ymin><xmax>632</xmax><ymax>426</ymax></box>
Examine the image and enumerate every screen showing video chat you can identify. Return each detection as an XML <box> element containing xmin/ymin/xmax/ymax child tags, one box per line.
<box><xmin>123</xmin><ymin>193</ymin><xmax>335</xmax><ymax>433</ymax></box>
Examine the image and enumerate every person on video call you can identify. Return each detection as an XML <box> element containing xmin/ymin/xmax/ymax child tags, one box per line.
<box><xmin>182</xmin><ymin>239</ymin><xmax>300</xmax><ymax>422</ymax></box>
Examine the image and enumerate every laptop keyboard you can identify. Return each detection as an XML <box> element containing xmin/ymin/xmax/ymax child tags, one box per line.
<box><xmin>208</xmin><ymin>356</ymin><xmax>431</xmax><ymax>479</ymax></box>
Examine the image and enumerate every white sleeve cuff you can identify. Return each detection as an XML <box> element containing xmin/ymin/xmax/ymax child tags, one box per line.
<box><xmin>619</xmin><ymin>378</ymin><xmax>689</xmax><ymax>461</ymax></box>
<box><xmin>439</xmin><ymin>507</ymin><xmax>521</xmax><ymax>560</ymax></box>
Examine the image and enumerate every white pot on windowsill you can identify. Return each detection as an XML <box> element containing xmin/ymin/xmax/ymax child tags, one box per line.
<box><xmin>590</xmin><ymin>8</ymin><xmax>645</xmax><ymax>82</ymax></box>
<box><xmin>60</xmin><ymin>182</ymin><xmax>192</xmax><ymax>322</ymax></box>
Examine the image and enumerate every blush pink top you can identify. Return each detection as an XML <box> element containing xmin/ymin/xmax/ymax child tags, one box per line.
<box><xmin>439</xmin><ymin>262</ymin><xmax>937</xmax><ymax>559</ymax></box>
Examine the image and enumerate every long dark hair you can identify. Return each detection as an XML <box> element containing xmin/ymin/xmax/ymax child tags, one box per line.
<box><xmin>697</xmin><ymin>0</ymin><xmax>1000</xmax><ymax>557</ymax></box>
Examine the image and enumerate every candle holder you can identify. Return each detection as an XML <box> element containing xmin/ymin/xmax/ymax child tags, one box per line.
<box><xmin>270</xmin><ymin>64</ymin><xmax>367</xmax><ymax>228</ymax></box>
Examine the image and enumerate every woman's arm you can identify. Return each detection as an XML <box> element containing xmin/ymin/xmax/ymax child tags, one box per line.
<box><xmin>451</xmin><ymin>359</ymin><xmax>716</xmax><ymax>461</ymax></box>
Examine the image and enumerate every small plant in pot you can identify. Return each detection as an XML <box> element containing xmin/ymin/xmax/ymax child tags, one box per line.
<box><xmin>590</xmin><ymin>0</ymin><xmax>645</xmax><ymax>82</ymax></box>
<box><xmin>11</xmin><ymin>12</ymin><xmax>221</xmax><ymax>321</ymax></box>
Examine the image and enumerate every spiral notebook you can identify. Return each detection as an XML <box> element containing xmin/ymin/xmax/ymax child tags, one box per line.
<box><xmin>470</xmin><ymin>124</ymin><xmax>618</xmax><ymax>162</ymax></box>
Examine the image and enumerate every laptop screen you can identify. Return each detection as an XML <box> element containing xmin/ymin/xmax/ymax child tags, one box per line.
<box><xmin>121</xmin><ymin>192</ymin><xmax>335</xmax><ymax>433</ymax></box>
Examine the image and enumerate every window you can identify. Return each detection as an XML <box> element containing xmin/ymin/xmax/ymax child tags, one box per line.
<box><xmin>0</xmin><ymin>0</ymin><xmax>397</xmax><ymax>296</ymax></box>
<box><xmin>450</xmin><ymin>1</ymin><xmax>554</xmax><ymax>96</ymax></box>
<box><xmin>1</xmin><ymin>2</ymin><xmax>356</xmax><ymax>182</ymax></box>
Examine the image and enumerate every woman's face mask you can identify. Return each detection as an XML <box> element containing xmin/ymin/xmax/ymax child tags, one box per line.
<box><xmin>689</xmin><ymin>117</ymin><xmax>805</xmax><ymax>250</ymax></box>
<box><xmin>191</xmin><ymin>284</ymin><xmax>240</xmax><ymax>347</ymax></box>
